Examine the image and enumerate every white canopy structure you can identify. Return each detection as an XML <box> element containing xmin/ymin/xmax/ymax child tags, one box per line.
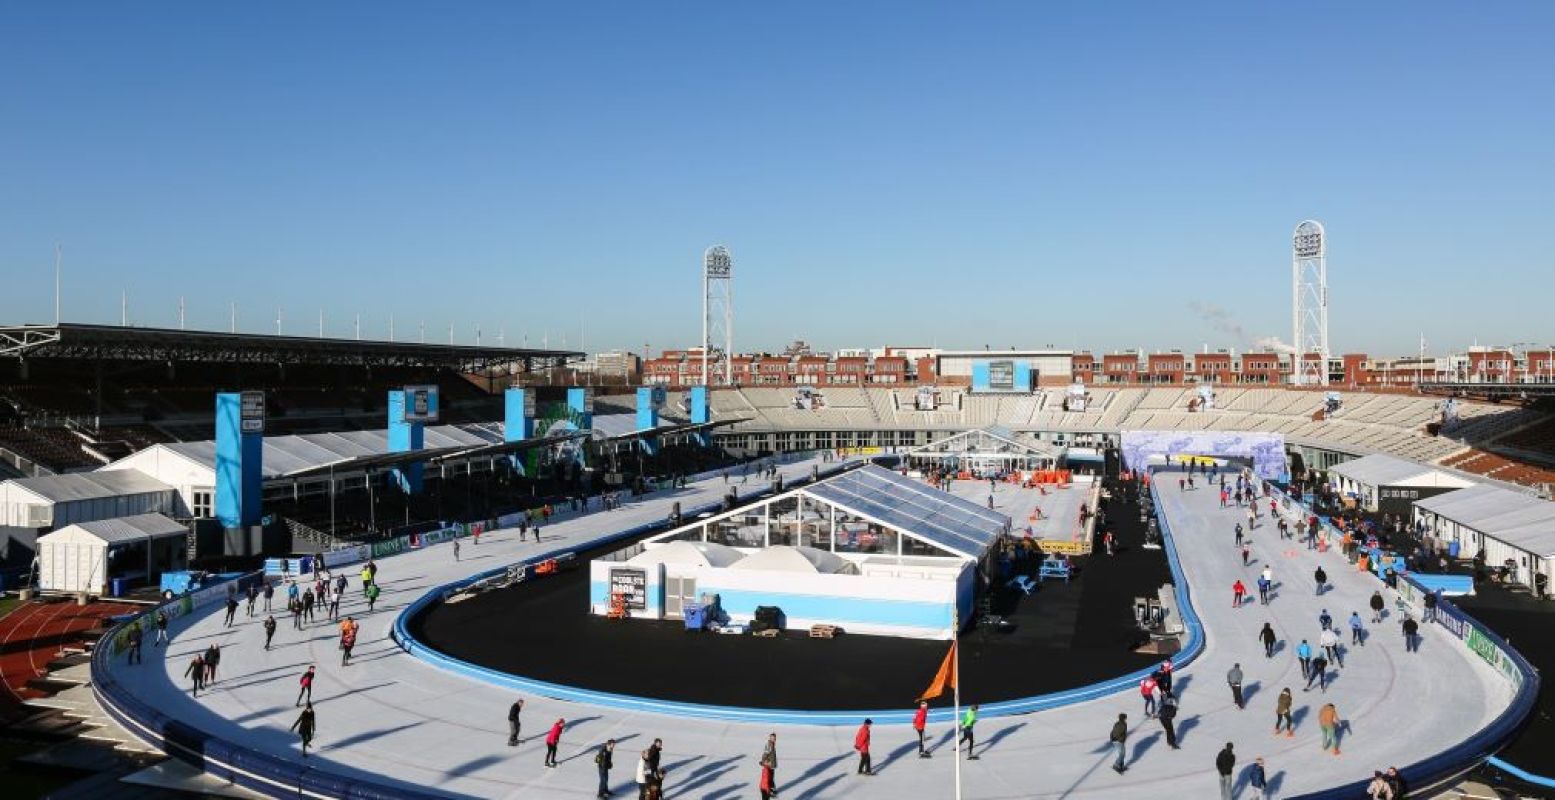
<box><xmin>0</xmin><ymin>470</ymin><xmax>175</xmax><ymax>528</ymax></box>
<box><xmin>1414</xmin><ymin>484</ymin><xmax>1555</xmax><ymax>590</ymax></box>
<box><xmin>628</xmin><ymin>540</ymin><xmax>745</xmax><ymax>570</ymax></box>
<box><xmin>728</xmin><ymin>545</ymin><xmax>859</xmax><ymax>575</ymax></box>
<box><xmin>36</xmin><ymin>512</ymin><xmax>188</xmax><ymax>595</ymax></box>
<box><xmin>904</xmin><ymin>425</ymin><xmax>1061</xmax><ymax>473</ymax></box>
<box><xmin>1328</xmin><ymin>454</ymin><xmax>1475</xmax><ymax>512</ymax></box>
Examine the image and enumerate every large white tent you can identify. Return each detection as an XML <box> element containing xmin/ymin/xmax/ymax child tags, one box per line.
<box><xmin>0</xmin><ymin>470</ymin><xmax>175</xmax><ymax>529</ymax></box>
<box><xmin>36</xmin><ymin>513</ymin><xmax>188</xmax><ymax>595</ymax></box>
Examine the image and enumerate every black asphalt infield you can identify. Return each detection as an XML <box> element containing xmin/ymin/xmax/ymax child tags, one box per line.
<box><xmin>410</xmin><ymin>475</ymin><xmax>1173</xmax><ymax>711</ymax></box>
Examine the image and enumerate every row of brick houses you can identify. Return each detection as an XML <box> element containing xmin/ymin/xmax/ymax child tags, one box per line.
<box><xmin>637</xmin><ymin>346</ymin><xmax>1555</xmax><ymax>390</ymax></box>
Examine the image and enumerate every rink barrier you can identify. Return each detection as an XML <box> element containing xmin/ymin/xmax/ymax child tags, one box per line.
<box><xmin>1257</xmin><ymin>479</ymin><xmax>1542</xmax><ymax>799</ymax></box>
<box><xmin>88</xmin><ymin>464</ymin><xmax>848</xmax><ymax>800</ymax></box>
<box><xmin>388</xmin><ymin>472</ymin><xmax>1208</xmax><ymax>726</ymax></box>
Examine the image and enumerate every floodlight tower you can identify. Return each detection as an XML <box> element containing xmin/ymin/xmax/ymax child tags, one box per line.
<box><xmin>1292</xmin><ymin>220</ymin><xmax>1329</xmax><ymax>386</ymax></box>
<box><xmin>702</xmin><ymin>245</ymin><xmax>734</xmax><ymax>385</ymax></box>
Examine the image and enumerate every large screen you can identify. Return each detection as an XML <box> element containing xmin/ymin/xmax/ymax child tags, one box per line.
<box><xmin>988</xmin><ymin>360</ymin><xmax>1015</xmax><ymax>390</ymax></box>
<box><xmin>403</xmin><ymin>385</ymin><xmax>440</xmax><ymax>422</ymax></box>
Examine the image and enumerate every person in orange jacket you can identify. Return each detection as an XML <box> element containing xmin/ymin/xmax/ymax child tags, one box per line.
<box><xmin>854</xmin><ymin>719</ymin><xmax>873</xmax><ymax>776</ymax></box>
<box><xmin>913</xmin><ymin>701</ymin><xmax>930</xmax><ymax>757</ymax></box>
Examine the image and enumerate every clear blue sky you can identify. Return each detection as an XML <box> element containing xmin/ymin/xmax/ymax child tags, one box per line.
<box><xmin>3</xmin><ymin>2</ymin><xmax>1552</xmax><ymax>357</ymax></box>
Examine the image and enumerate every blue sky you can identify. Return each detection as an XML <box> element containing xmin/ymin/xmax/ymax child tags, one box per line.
<box><xmin>2</xmin><ymin>3</ymin><xmax>1552</xmax><ymax>357</ymax></box>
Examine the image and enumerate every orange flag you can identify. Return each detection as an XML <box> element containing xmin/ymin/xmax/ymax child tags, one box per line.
<box><xmin>918</xmin><ymin>642</ymin><xmax>957</xmax><ymax>702</ymax></box>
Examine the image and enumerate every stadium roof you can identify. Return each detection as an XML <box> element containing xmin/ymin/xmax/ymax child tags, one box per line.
<box><xmin>803</xmin><ymin>464</ymin><xmax>1011</xmax><ymax>559</ymax></box>
<box><xmin>0</xmin><ymin>323</ymin><xmax>580</xmax><ymax>370</ymax></box>
<box><xmin>3</xmin><ymin>469</ymin><xmax>173</xmax><ymax>503</ymax></box>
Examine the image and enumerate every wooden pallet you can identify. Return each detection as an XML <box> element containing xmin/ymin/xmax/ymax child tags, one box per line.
<box><xmin>809</xmin><ymin>624</ymin><xmax>839</xmax><ymax>639</ymax></box>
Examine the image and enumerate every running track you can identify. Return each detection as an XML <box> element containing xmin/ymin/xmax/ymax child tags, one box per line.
<box><xmin>0</xmin><ymin>598</ymin><xmax>134</xmax><ymax>719</ymax></box>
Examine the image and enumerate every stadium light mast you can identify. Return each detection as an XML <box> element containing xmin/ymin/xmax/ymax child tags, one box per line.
<box><xmin>53</xmin><ymin>244</ymin><xmax>61</xmax><ymax>325</ymax></box>
<box><xmin>1292</xmin><ymin>220</ymin><xmax>1329</xmax><ymax>386</ymax></box>
<box><xmin>702</xmin><ymin>245</ymin><xmax>734</xmax><ymax>386</ymax></box>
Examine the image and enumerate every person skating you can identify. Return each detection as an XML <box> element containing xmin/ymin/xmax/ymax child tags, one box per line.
<box><xmin>1232</xmin><ymin>579</ymin><xmax>1247</xmax><ymax>608</ymax></box>
<box><xmin>1305</xmin><ymin>654</ymin><xmax>1329</xmax><ymax>692</ymax></box>
<box><xmin>1370</xmin><ymin>590</ymin><xmax>1386</xmax><ymax>623</ymax></box>
<box><xmin>1227</xmin><ymin>663</ymin><xmax>1245</xmax><ymax>709</ymax></box>
<box><xmin>1318</xmin><ymin>702</ymin><xmax>1341</xmax><ymax>755</ymax></box>
<box><xmin>302</xmin><ymin>588</ymin><xmax>316</xmax><ymax>624</ymax></box>
<box><xmin>204</xmin><ymin>643</ymin><xmax>221</xmax><ymax>683</ymax></box>
<box><xmin>340</xmin><ymin>621</ymin><xmax>356</xmax><ymax>666</ymax></box>
<box><xmin>290</xmin><ymin>597</ymin><xmax>303</xmax><ymax>630</ymax></box>
<box><xmin>1258</xmin><ymin>622</ymin><xmax>1277</xmax><ymax>658</ymax></box>
<box><xmin>1235</xmin><ymin>523</ymin><xmax>1244</xmax><ymax>548</ymax></box>
<box><xmin>263</xmin><ymin>581</ymin><xmax>274</xmax><ymax>612</ymax></box>
<box><xmin>453</xmin><ymin>538</ymin><xmax>461</xmax><ymax>561</ymax></box>
<box><xmin>1318</xmin><ymin>608</ymin><xmax>1333</xmax><ymax>632</ymax></box>
<box><xmin>184</xmin><ymin>653</ymin><xmax>205</xmax><ymax>696</ymax></box>
<box><xmin>1215</xmin><ymin>742</ymin><xmax>1236</xmax><ymax>800</ymax></box>
<box><xmin>296</xmin><ymin>665</ymin><xmax>315</xmax><ymax>706</ymax></box>
<box><xmin>126</xmin><ymin>623</ymin><xmax>143</xmax><ymax>665</ymax></box>
<box><xmin>1140</xmin><ymin>674</ymin><xmax>1159</xmax><ymax>718</ymax></box>
<box><xmin>155</xmin><ymin>610</ymin><xmax>169</xmax><ymax>646</ymax></box>
<box><xmin>960</xmin><ymin>704</ymin><xmax>979</xmax><ymax>759</ymax></box>
<box><xmin>544</xmin><ymin>718</ymin><xmax>564</xmax><ymax>767</ymax></box>
<box><xmin>245</xmin><ymin>584</ymin><xmax>258</xmax><ymax>617</ymax></box>
<box><xmin>635</xmin><ymin>749</ymin><xmax>652</xmax><ymax>800</ymax></box>
<box><xmin>912</xmin><ymin>702</ymin><xmax>930</xmax><ymax>757</ymax></box>
<box><xmin>328</xmin><ymin>582</ymin><xmax>342</xmax><ymax>620</ymax></box>
<box><xmin>224</xmin><ymin>593</ymin><xmax>239</xmax><ymax>627</ymax></box>
<box><xmin>366</xmin><ymin>581</ymin><xmax>381</xmax><ymax>612</ymax></box>
<box><xmin>1319</xmin><ymin>627</ymin><xmax>1343</xmax><ymax>668</ymax></box>
<box><xmin>1155</xmin><ymin>660</ymin><xmax>1175</xmax><ymax>696</ymax></box>
<box><xmin>291</xmin><ymin>702</ymin><xmax>316</xmax><ymax>757</ymax></box>
<box><xmin>854</xmin><ymin>719</ymin><xmax>873</xmax><ymax>775</ymax></box>
<box><xmin>1249</xmin><ymin>756</ymin><xmax>1269</xmax><ymax>800</ymax></box>
<box><xmin>759</xmin><ymin>759</ymin><xmax>776</xmax><ymax>800</ymax></box>
<box><xmin>507</xmin><ymin>698</ymin><xmax>524</xmax><ymax>746</ymax></box>
<box><xmin>1108</xmin><ymin>713</ymin><xmax>1129</xmax><ymax>773</ymax></box>
<box><xmin>1257</xmin><ymin>569</ymin><xmax>1272</xmax><ymax>605</ymax></box>
<box><xmin>1274</xmin><ymin>687</ymin><xmax>1294</xmax><ymax>737</ymax></box>
<box><xmin>1159</xmin><ymin>693</ymin><xmax>1179</xmax><ymax>749</ymax></box>
<box><xmin>1402</xmin><ymin>615</ymin><xmax>1420</xmax><ymax>652</ymax></box>
<box><xmin>594</xmin><ymin>739</ymin><xmax>615</xmax><ymax>798</ymax></box>
<box><xmin>1296</xmin><ymin>639</ymin><xmax>1313</xmax><ymax>679</ymax></box>
<box><xmin>1423</xmin><ymin>589</ymin><xmax>1439</xmax><ymax>623</ymax></box>
<box><xmin>1314</xmin><ymin>566</ymin><xmax>1328</xmax><ymax>595</ymax></box>
<box><xmin>1349</xmin><ymin>611</ymin><xmax>1366</xmax><ymax>646</ymax></box>
<box><xmin>760</xmin><ymin>732</ymin><xmax>779</xmax><ymax>794</ymax></box>
<box><xmin>263</xmin><ymin>615</ymin><xmax>277</xmax><ymax>650</ymax></box>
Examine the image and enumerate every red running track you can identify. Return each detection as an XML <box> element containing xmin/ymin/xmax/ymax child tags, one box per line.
<box><xmin>0</xmin><ymin>599</ymin><xmax>136</xmax><ymax>721</ymax></box>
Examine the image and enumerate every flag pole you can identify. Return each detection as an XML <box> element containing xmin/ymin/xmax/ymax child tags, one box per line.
<box><xmin>953</xmin><ymin>599</ymin><xmax>962</xmax><ymax>800</ymax></box>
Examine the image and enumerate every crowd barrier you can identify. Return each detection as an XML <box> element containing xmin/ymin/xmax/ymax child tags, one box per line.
<box><xmin>1260</xmin><ymin>481</ymin><xmax>1541</xmax><ymax>799</ymax></box>
<box><xmin>387</xmin><ymin>470</ymin><xmax>1206</xmax><ymax>727</ymax></box>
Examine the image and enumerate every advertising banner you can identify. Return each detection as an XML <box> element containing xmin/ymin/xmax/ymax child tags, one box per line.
<box><xmin>1121</xmin><ymin>430</ymin><xmax>1288</xmax><ymax>481</ymax></box>
<box><xmin>372</xmin><ymin>537</ymin><xmax>408</xmax><ymax>559</ymax></box>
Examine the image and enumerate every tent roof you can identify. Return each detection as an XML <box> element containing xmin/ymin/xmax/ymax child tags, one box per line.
<box><xmin>804</xmin><ymin>465</ymin><xmax>1010</xmax><ymax>559</ymax></box>
<box><xmin>729</xmin><ymin>545</ymin><xmax>858</xmax><ymax>575</ymax></box>
<box><xmin>1329</xmin><ymin>454</ymin><xmax>1464</xmax><ymax>488</ymax></box>
<box><xmin>1414</xmin><ymin>484</ymin><xmax>1555</xmax><ymax>534</ymax></box>
<box><xmin>147</xmin><ymin>423</ymin><xmax>507</xmax><ymax>479</ymax></box>
<box><xmin>905</xmin><ymin>425</ymin><xmax>1059</xmax><ymax>460</ymax></box>
<box><xmin>628</xmin><ymin>540</ymin><xmax>745</xmax><ymax>569</ymax></box>
<box><xmin>4</xmin><ymin>470</ymin><xmax>172</xmax><ymax>504</ymax></box>
<box><xmin>42</xmin><ymin>512</ymin><xmax>186</xmax><ymax>545</ymax></box>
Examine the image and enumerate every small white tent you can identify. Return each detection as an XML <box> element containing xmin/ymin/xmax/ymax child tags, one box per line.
<box><xmin>730</xmin><ymin>545</ymin><xmax>860</xmax><ymax>575</ymax></box>
<box><xmin>628</xmin><ymin>540</ymin><xmax>745</xmax><ymax>570</ymax></box>
<box><xmin>37</xmin><ymin>513</ymin><xmax>188</xmax><ymax>595</ymax></box>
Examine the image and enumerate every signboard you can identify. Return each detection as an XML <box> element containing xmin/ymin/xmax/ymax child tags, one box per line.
<box><xmin>651</xmin><ymin>386</ymin><xmax>667</xmax><ymax>410</ymax></box>
<box><xmin>522</xmin><ymin>388</ymin><xmax>536</xmax><ymax>418</ymax></box>
<box><xmin>1121</xmin><ymin>430</ymin><xmax>1288</xmax><ymax>481</ymax></box>
<box><xmin>988</xmin><ymin>360</ymin><xmax>1015</xmax><ymax>391</ymax></box>
<box><xmin>1377</xmin><ymin>484</ymin><xmax>1458</xmax><ymax>517</ymax></box>
<box><xmin>609</xmin><ymin>567</ymin><xmax>647</xmax><ymax>610</ymax></box>
<box><xmin>240</xmin><ymin>391</ymin><xmax>266</xmax><ymax>434</ymax></box>
<box><xmin>403</xmin><ymin>384</ymin><xmax>440</xmax><ymax>422</ymax></box>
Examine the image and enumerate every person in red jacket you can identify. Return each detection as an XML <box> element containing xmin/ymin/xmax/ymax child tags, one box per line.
<box><xmin>854</xmin><ymin>719</ymin><xmax>873</xmax><ymax>776</ymax></box>
<box><xmin>913</xmin><ymin>701</ymin><xmax>930</xmax><ymax>757</ymax></box>
<box><xmin>544</xmin><ymin>718</ymin><xmax>564</xmax><ymax>768</ymax></box>
<box><xmin>1232</xmin><ymin>579</ymin><xmax>1247</xmax><ymax>608</ymax></box>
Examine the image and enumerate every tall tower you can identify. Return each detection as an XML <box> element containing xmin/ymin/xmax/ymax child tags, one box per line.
<box><xmin>1292</xmin><ymin>220</ymin><xmax>1329</xmax><ymax>386</ymax></box>
<box><xmin>702</xmin><ymin>245</ymin><xmax>734</xmax><ymax>385</ymax></box>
